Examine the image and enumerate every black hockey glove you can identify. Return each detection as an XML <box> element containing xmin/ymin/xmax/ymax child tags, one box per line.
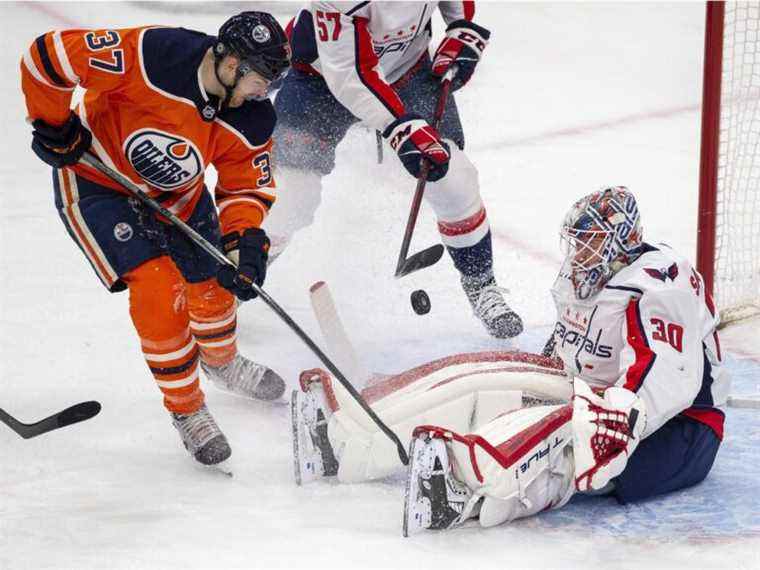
<box><xmin>31</xmin><ymin>112</ymin><xmax>92</xmax><ymax>169</ymax></box>
<box><xmin>217</xmin><ymin>228</ymin><xmax>270</xmax><ymax>301</ymax></box>
<box><xmin>383</xmin><ymin>113</ymin><xmax>450</xmax><ymax>182</ymax></box>
<box><xmin>431</xmin><ymin>20</ymin><xmax>491</xmax><ymax>91</ymax></box>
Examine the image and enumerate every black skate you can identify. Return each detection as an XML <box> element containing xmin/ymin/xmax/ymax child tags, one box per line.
<box><xmin>171</xmin><ymin>403</ymin><xmax>231</xmax><ymax>467</ymax></box>
<box><xmin>290</xmin><ymin>382</ymin><xmax>339</xmax><ymax>485</ymax></box>
<box><xmin>202</xmin><ymin>354</ymin><xmax>285</xmax><ymax>401</ymax></box>
<box><xmin>463</xmin><ymin>275</ymin><xmax>523</xmax><ymax>339</ymax></box>
<box><xmin>402</xmin><ymin>432</ymin><xmax>473</xmax><ymax>536</ymax></box>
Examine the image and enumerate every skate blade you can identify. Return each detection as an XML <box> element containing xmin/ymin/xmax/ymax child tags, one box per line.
<box><xmin>291</xmin><ymin>390</ymin><xmax>304</xmax><ymax>485</ymax></box>
<box><xmin>402</xmin><ymin>435</ymin><xmax>436</xmax><ymax>537</ymax></box>
<box><xmin>199</xmin><ymin>461</ymin><xmax>233</xmax><ymax>478</ymax></box>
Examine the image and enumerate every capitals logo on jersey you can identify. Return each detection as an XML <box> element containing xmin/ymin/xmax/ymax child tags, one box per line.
<box><xmin>644</xmin><ymin>263</ymin><xmax>679</xmax><ymax>283</ymax></box>
<box><xmin>124</xmin><ymin>129</ymin><xmax>203</xmax><ymax>191</ymax></box>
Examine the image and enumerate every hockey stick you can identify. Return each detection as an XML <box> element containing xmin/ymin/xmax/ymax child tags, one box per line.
<box><xmin>0</xmin><ymin>401</ymin><xmax>101</xmax><ymax>439</ymax></box>
<box><xmin>79</xmin><ymin>152</ymin><xmax>409</xmax><ymax>465</ymax></box>
<box><xmin>394</xmin><ymin>65</ymin><xmax>458</xmax><ymax>278</ymax></box>
<box><xmin>309</xmin><ymin>281</ymin><xmax>371</xmax><ymax>389</ymax></box>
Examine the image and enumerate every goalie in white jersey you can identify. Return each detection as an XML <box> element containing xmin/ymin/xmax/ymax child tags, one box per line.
<box><xmin>268</xmin><ymin>1</ymin><xmax>522</xmax><ymax>339</ymax></box>
<box><xmin>291</xmin><ymin>186</ymin><xmax>729</xmax><ymax>535</ymax></box>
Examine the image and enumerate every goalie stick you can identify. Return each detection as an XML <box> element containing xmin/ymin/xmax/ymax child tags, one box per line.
<box><xmin>80</xmin><ymin>152</ymin><xmax>409</xmax><ymax>466</ymax></box>
<box><xmin>394</xmin><ymin>65</ymin><xmax>457</xmax><ymax>279</ymax></box>
<box><xmin>309</xmin><ymin>281</ymin><xmax>371</xmax><ymax>390</ymax></box>
<box><xmin>0</xmin><ymin>401</ymin><xmax>101</xmax><ymax>439</ymax></box>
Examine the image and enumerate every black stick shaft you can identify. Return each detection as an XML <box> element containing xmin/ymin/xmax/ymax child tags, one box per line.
<box><xmin>394</xmin><ymin>68</ymin><xmax>456</xmax><ymax>277</ymax></box>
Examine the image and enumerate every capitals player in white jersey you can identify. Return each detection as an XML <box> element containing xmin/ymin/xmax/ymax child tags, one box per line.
<box><xmin>267</xmin><ymin>1</ymin><xmax>523</xmax><ymax>339</ymax></box>
<box><xmin>291</xmin><ymin>187</ymin><xmax>729</xmax><ymax>535</ymax></box>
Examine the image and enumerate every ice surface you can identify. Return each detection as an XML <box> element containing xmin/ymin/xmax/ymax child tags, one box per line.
<box><xmin>1</xmin><ymin>3</ymin><xmax>759</xmax><ymax>569</ymax></box>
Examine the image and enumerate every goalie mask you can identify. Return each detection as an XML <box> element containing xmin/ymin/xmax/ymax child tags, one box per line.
<box><xmin>555</xmin><ymin>186</ymin><xmax>643</xmax><ymax>300</ymax></box>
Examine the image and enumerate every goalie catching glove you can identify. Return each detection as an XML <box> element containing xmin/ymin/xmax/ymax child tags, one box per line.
<box><xmin>572</xmin><ymin>379</ymin><xmax>647</xmax><ymax>492</ymax></box>
<box><xmin>431</xmin><ymin>20</ymin><xmax>491</xmax><ymax>91</ymax></box>
<box><xmin>217</xmin><ymin>227</ymin><xmax>269</xmax><ymax>301</ymax></box>
<box><xmin>383</xmin><ymin>113</ymin><xmax>450</xmax><ymax>182</ymax></box>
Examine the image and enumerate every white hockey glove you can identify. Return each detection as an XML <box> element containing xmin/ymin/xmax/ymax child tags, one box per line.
<box><xmin>572</xmin><ymin>379</ymin><xmax>646</xmax><ymax>492</ymax></box>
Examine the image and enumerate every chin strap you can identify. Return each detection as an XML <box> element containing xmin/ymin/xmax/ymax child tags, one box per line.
<box><xmin>213</xmin><ymin>59</ymin><xmax>238</xmax><ymax>114</ymax></box>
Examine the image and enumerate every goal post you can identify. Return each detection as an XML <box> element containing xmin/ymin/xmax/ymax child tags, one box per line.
<box><xmin>697</xmin><ymin>1</ymin><xmax>760</xmax><ymax>325</ymax></box>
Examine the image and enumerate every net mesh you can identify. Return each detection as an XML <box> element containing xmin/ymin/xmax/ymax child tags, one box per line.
<box><xmin>715</xmin><ymin>3</ymin><xmax>760</xmax><ymax>323</ymax></box>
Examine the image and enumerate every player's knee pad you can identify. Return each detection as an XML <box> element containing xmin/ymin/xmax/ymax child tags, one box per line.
<box><xmin>424</xmin><ymin>144</ymin><xmax>482</xmax><ymax>219</ymax></box>
<box><xmin>185</xmin><ymin>277</ymin><xmax>235</xmax><ymax>321</ymax></box>
<box><xmin>124</xmin><ymin>256</ymin><xmax>188</xmax><ymax>341</ymax></box>
<box><xmin>432</xmin><ymin>403</ymin><xmax>576</xmax><ymax>527</ymax></box>
<box><xmin>318</xmin><ymin>352</ymin><xmax>571</xmax><ymax>483</ymax></box>
<box><xmin>424</xmin><ymin>145</ymin><xmax>490</xmax><ymax>248</ymax></box>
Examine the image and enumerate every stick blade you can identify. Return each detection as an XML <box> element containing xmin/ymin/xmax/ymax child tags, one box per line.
<box><xmin>395</xmin><ymin>244</ymin><xmax>445</xmax><ymax>278</ymax></box>
<box><xmin>56</xmin><ymin>401</ymin><xmax>101</xmax><ymax>428</ymax></box>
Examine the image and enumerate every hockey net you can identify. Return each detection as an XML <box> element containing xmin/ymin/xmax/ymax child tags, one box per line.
<box><xmin>698</xmin><ymin>1</ymin><xmax>760</xmax><ymax>326</ymax></box>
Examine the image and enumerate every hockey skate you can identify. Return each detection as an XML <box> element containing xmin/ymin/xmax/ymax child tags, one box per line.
<box><xmin>463</xmin><ymin>275</ymin><xmax>524</xmax><ymax>339</ymax></box>
<box><xmin>403</xmin><ymin>431</ymin><xmax>475</xmax><ymax>536</ymax></box>
<box><xmin>171</xmin><ymin>403</ymin><xmax>231</xmax><ymax>467</ymax></box>
<box><xmin>202</xmin><ymin>354</ymin><xmax>285</xmax><ymax>402</ymax></box>
<box><xmin>290</xmin><ymin>378</ymin><xmax>339</xmax><ymax>485</ymax></box>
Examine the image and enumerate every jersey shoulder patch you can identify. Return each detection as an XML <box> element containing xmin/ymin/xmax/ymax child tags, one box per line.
<box><xmin>216</xmin><ymin>99</ymin><xmax>276</xmax><ymax>148</ymax></box>
<box><xmin>610</xmin><ymin>244</ymin><xmax>694</xmax><ymax>296</ymax></box>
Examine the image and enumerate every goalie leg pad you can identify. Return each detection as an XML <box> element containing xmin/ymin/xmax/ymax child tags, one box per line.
<box><xmin>306</xmin><ymin>353</ymin><xmax>571</xmax><ymax>483</ymax></box>
<box><xmin>423</xmin><ymin>404</ymin><xmax>576</xmax><ymax>529</ymax></box>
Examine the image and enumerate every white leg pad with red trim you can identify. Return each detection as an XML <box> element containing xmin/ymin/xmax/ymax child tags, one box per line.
<box><xmin>439</xmin><ymin>404</ymin><xmax>576</xmax><ymax>528</ymax></box>
<box><xmin>325</xmin><ymin>363</ymin><xmax>571</xmax><ymax>483</ymax></box>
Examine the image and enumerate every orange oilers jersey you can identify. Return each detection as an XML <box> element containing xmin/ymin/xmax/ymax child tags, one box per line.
<box><xmin>21</xmin><ymin>26</ymin><xmax>277</xmax><ymax>233</ymax></box>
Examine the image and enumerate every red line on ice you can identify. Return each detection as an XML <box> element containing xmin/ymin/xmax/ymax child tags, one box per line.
<box><xmin>26</xmin><ymin>2</ymin><xmax>81</xmax><ymax>28</ymax></box>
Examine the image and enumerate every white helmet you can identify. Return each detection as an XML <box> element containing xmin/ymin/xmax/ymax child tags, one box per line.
<box><xmin>555</xmin><ymin>186</ymin><xmax>643</xmax><ymax>300</ymax></box>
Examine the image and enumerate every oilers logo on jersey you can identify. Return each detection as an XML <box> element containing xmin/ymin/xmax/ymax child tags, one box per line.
<box><xmin>124</xmin><ymin>129</ymin><xmax>203</xmax><ymax>190</ymax></box>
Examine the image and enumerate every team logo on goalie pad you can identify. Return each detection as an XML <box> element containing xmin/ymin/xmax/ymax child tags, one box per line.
<box><xmin>124</xmin><ymin>129</ymin><xmax>203</xmax><ymax>191</ymax></box>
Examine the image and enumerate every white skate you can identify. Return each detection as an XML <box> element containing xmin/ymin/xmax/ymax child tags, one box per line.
<box><xmin>290</xmin><ymin>379</ymin><xmax>339</xmax><ymax>485</ymax></box>
<box><xmin>403</xmin><ymin>431</ymin><xmax>475</xmax><ymax>536</ymax></box>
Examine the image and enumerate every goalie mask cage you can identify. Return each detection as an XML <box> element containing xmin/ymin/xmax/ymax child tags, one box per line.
<box><xmin>698</xmin><ymin>1</ymin><xmax>760</xmax><ymax>325</ymax></box>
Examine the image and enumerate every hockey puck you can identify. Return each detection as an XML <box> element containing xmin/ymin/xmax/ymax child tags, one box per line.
<box><xmin>410</xmin><ymin>289</ymin><xmax>431</xmax><ymax>315</ymax></box>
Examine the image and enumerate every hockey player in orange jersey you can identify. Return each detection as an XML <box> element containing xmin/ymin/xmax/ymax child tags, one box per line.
<box><xmin>21</xmin><ymin>12</ymin><xmax>291</xmax><ymax>466</ymax></box>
